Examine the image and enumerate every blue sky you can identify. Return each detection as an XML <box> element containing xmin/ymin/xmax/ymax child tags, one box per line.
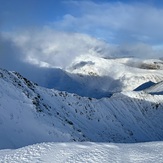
<box><xmin>1</xmin><ymin>0</ymin><xmax>163</xmax><ymax>44</ymax></box>
<box><xmin>1</xmin><ymin>0</ymin><xmax>163</xmax><ymax>73</ymax></box>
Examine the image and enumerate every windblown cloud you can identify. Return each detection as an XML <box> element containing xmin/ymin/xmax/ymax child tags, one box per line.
<box><xmin>0</xmin><ymin>27</ymin><xmax>163</xmax><ymax>89</ymax></box>
<box><xmin>3</xmin><ymin>28</ymin><xmax>111</xmax><ymax>69</ymax></box>
<box><xmin>2</xmin><ymin>28</ymin><xmax>163</xmax><ymax>72</ymax></box>
<box><xmin>53</xmin><ymin>1</ymin><xmax>163</xmax><ymax>46</ymax></box>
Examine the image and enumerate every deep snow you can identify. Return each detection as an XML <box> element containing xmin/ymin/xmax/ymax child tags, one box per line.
<box><xmin>0</xmin><ymin>142</ymin><xmax>163</xmax><ymax>163</ymax></box>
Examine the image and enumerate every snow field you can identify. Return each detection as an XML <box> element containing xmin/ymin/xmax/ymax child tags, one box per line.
<box><xmin>0</xmin><ymin>142</ymin><xmax>163</xmax><ymax>163</ymax></box>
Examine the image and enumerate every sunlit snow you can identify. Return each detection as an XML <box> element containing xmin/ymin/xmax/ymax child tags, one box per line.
<box><xmin>0</xmin><ymin>142</ymin><xmax>163</xmax><ymax>163</ymax></box>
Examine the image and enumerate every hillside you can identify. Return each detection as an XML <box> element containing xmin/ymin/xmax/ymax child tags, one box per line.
<box><xmin>0</xmin><ymin>67</ymin><xmax>163</xmax><ymax>149</ymax></box>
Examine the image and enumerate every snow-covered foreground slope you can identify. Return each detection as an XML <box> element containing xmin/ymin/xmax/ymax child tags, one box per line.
<box><xmin>0</xmin><ymin>68</ymin><xmax>163</xmax><ymax>149</ymax></box>
<box><xmin>0</xmin><ymin>142</ymin><xmax>163</xmax><ymax>163</ymax></box>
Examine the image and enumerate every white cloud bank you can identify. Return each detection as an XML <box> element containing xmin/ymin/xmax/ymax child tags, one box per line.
<box><xmin>0</xmin><ymin>27</ymin><xmax>163</xmax><ymax>89</ymax></box>
<box><xmin>1</xmin><ymin>1</ymin><xmax>163</xmax><ymax>71</ymax></box>
<box><xmin>1</xmin><ymin>28</ymin><xmax>163</xmax><ymax>71</ymax></box>
<box><xmin>2</xmin><ymin>28</ymin><xmax>111</xmax><ymax>69</ymax></box>
<box><xmin>53</xmin><ymin>1</ymin><xmax>163</xmax><ymax>46</ymax></box>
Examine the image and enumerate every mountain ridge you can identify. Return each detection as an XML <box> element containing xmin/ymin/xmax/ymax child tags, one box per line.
<box><xmin>0</xmin><ymin>67</ymin><xmax>163</xmax><ymax>149</ymax></box>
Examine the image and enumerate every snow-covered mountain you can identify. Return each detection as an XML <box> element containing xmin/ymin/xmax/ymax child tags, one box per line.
<box><xmin>27</xmin><ymin>55</ymin><xmax>163</xmax><ymax>99</ymax></box>
<box><xmin>0</xmin><ymin>63</ymin><xmax>163</xmax><ymax>149</ymax></box>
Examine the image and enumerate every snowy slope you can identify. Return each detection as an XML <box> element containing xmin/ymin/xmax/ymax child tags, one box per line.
<box><xmin>67</xmin><ymin>55</ymin><xmax>163</xmax><ymax>93</ymax></box>
<box><xmin>0</xmin><ymin>142</ymin><xmax>163</xmax><ymax>163</ymax></box>
<box><xmin>0</xmin><ymin>68</ymin><xmax>163</xmax><ymax>149</ymax></box>
<box><xmin>21</xmin><ymin>55</ymin><xmax>163</xmax><ymax>99</ymax></box>
<box><xmin>144</xmin><ymin>81</ymin><xmax>163</xmax><ymax>95</ymax></box>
